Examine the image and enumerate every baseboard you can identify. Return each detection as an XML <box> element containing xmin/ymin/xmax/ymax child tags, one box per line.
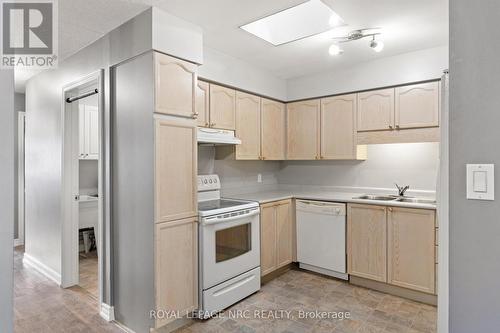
<box><xmin>23</xmin><ymin>253</ymin><xmax>61</xmax><ymax>285</ymax></box>
<box><xmin>14</xmin><ymin>238</ymin><xmax>24</xmax><ymax>247</ymax></box>
<box><xmin>100</xmin><ymin>303</ymin><xmax>115</xmax><ymax>322</ymax></box>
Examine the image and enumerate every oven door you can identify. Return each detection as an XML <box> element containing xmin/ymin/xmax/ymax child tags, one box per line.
<box><xmin>201</xmin><ymin>207</ymin><xmax>260</xmax><ymax>289</ymax></box>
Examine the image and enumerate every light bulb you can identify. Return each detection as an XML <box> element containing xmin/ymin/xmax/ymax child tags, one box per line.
<box><xmin>370</xmin><ymin>39</ymin><xmax>384</xmax><ymax>52</ymax></box>
<box><xmin>328</xmin><ymin>43</ymin><xmax>343</xmax><ymax>56</ymax></box>
<box><xmin>328</xmin><ymin>14</ymin><xmax>342</xmax><ymax>27</ymax></box>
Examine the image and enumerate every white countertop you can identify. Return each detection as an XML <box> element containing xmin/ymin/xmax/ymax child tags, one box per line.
<box><xmin>226</xmin><ymin>189</ymin><xmax>436</xmax><ymax>210</ymax></box>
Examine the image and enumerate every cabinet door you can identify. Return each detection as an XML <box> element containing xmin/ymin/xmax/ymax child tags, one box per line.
<box><xmin>209</xmin><ymin>84</ymin><xmax>236</xmax><ymax>130</ymax></box>
<box><xmin>155</xmin><ymin>53</ymin><xmax>197</xmax><ymax>119</ymax></box>
<box><xmin>235</xmin><ymin>92</ymin><xmax>261</xmax><ymax>160</ymax></box>
<box><xmin>395</xmin><ymin>82</ymin><xmax>439</xmax><ymax>129</ymax></box>
<box><xmin>155</xmin><ymin>218</ymin><xmax>198</xmax><ymax>328</ymax></box>
<box><xmin>286</xmin><ymin>100</ymin><xmax>320</xmax><ymax>160</ymax></box>
<box><xmin>320</xmin><ymin>94</ymin><xmax>357</xmax><ymax>159</ymax></box>
<box><xmin>86</xmin><ymin>106</ymin><xmax>99</xmax><ymax>159</ymax></box>
<box><xmin>357</xmin><ymin>88</ymin><xmax>395</xmax><ymax>131</ymax></box>
<box><xmin>276</xmin><ymin>200</ymin><xmax>292</xmax><ymax>268</ymax></box>
<box><xmin>196</xmin><ymin>80</ymin><xmax>210</xmax><ymax>127</ymax></box>
<box><xmin>388</xmin><ymin>207</ymin><xmax>436</xmax><ymax>294</ymax></box>
<box><xmin>261</xmin><ymin>99</ymin><xmax>286</xmax><ymax>160</ymax></box>
<box><xmin>347</xmin><ymin>204</ymin><xmax>387</xmax><ymax>282</ymax></box>
<box><xmin>260</xmin><ymin>204</ymin><xmax>277</xmax><ymax>276</ymax></box>
<box><xmin>155</xmin><ymin>118</ymin><xmax>197</xmax><ymax>223</ymax></box>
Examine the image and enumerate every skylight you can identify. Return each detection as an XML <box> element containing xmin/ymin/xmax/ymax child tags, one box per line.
<box><xmin>240</xmin><ymin>0</ymin><xmax>345</xmax><ymax>46</ymax></box>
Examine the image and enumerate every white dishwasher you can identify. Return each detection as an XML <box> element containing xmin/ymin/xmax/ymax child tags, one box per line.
<box><xmin>296</xmin><ymin>200</ymin><xmax>348</xmax><ymax>280</ymax></box>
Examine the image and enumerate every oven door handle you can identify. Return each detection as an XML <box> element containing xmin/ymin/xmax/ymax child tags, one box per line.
<box><xmin>203</xmin><ymin>209</ymin><xmax>259</xmax><ymax>225</ymax></box>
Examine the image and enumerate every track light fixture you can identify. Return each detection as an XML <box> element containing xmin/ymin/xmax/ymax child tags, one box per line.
<box><xmin>328</xmin><ymin>28</ymin><xmax>384</xmax><ymax>56</ymax></box>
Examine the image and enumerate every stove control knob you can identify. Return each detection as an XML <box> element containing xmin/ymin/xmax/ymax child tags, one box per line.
<box><xmin>209</xmin><ymin>179</ymin><xmax>212</xmax><ymax>184</ymax></box>
<box><xmin>204</xmin><ymin>179</ymin><xmax>208</xmax><ymax>184</ymax></box>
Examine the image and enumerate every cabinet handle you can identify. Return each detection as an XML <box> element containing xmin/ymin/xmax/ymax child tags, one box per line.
<box><xmin>205</xmin><ymin>122</ymin><xmax>209</xmax><ymax>127</ymax></box>
<box><xmin>192</xmin><ymin>113</ymin><xmax>199</xmax><ymax>119</ymax></box>
<box><xmin>389</xmin><ymin>125</ymin><xmax>393</xmax><ymax>129</ymax></box>
<box><xmin>320</xmin><ymin>156</ymin><xmax>324</xmax><ymax>159</ymax></box>
<box><xmin>262</xmin><ymin>156</ymin><xmax>266</xmax><ymax>160</ymax></box>
<box><xmin>210</xmin><ymin>122</ymin><xmax>216</xmax><ymax>127</ymax></box>
<box><xmin>388</xmin><ymin>207</ymin><xmax>393</xmax><ymax>212</ymax></box>
<box><xmin>395</xmin><ymin>125</ymin><xmax>400</xmax><ymax>129</ymax></box>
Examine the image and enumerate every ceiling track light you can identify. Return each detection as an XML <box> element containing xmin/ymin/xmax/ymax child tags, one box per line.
<box><xmin>328</xmin><ymin>28</ymin><xmax>384</xmax><ymax>56</ymax></box>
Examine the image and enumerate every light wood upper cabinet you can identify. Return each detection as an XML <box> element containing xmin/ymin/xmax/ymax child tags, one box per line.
<box><xmin>320</xmin><ymin>94</ymin><xmax>358</xmax><ymax>160</ymax></box>
<box><xmin>155</xmin><ymin>217</ymin><xmax>198</xmax><ymax>328</ymax></box>
<box><xmin>276</xmin><ymin>200</ymin><xmax>293</xmax><ymax>268</ymax></box>
<box><xmin>260</xmin><ymin>204</ymin><xmax>277</xmax><ymax>276</ymax></box>
<box><xmin>357</xmin><ymin>88</ymin><xmax>395</xmax><ymax>131</ymax></box>
<box><xmin>196</xmin><ymin>80</ymin><xmax>209</xmax><ymax>127</ymax></box>
<box><xmin>155</xmin><ymin>53</ymin><xmax>197</xmax><ymax>119</ymax></box>
<box><xmin>347</xmin><ymin>204</ymin><xmax>387</xmax><ymax>282</ymax></box>
<box><xmin>286</xmin><ymin>100</ymin><xmax>320</xmax><ymax>160</ymax></box>
<box><xmin>260</xmin><ymin>199</ymin><xmax>293</xmax><ymax>276</ymax></box>
<box><xmin>395</xmin><ymin>82</ymin><xmax>439</xmax><ymax>129</ymax></box>
<box><xmin>235</xmin><ymin>92</ymin><xmax>261</xmax><ymax>160</ymax></box>
<box><xmin>261</xmin><ymin>99</ymin><xmax>286</xmax><ymax>160</ymax></box>
<box><xmin>155</xmin><ymin>118</ymin><xmax>197</xmax><ymax>223</ymax></box>
<box><xmin>388</xmin><ymin>207</ymin><xmax>436</xmax><ymax>294</ymax></box>
<box><xmin>209</xmin><ymin>84</ymin><xmax>236</xmax><ymax>130</ymax></box>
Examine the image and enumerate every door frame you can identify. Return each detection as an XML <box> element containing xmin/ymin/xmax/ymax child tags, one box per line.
<box><xmin>61</xmin><ymin>70</ymin><xmax>106</xmax><ymax>307</ymax></box>
<box><xmin>15</xmin><ymin>111</ymin><xmax>26</xmax><ymax>247</ymax></box>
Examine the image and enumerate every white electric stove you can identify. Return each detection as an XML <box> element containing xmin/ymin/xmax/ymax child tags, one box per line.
<box><xmin>197</xmin><ymin>175</ymin><xmax>261</xmax><ymax>318</ymax></box>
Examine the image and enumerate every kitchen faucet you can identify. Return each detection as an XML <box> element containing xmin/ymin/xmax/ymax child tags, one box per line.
<box><xmin>395</xmin><ymin>183</ymin><xmax>410</xmax><ymax>196</ymax></box>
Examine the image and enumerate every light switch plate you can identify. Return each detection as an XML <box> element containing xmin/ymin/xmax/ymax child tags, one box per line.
<box><xmin>467</xmin><ymin>164</ymin><xmax>494</xmax><ymax>200</ymax></box>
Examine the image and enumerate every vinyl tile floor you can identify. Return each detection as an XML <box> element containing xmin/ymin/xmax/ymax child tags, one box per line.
<box><xmin>177</xmin><ymin>269</ymin><xmax>437</xmax><ymax>333</ymax></box>
<box><xmin>14</xmin><ymin>247</ymin><xmax>124</xmax><ymax>333</ymax></box>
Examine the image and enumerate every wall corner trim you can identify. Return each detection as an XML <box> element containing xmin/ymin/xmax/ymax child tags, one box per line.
<box><xmin>22</xmin><ymin>253</ymin><xmax>61</xmax><ymax>285</ymax></box>
<box><xmin>99</xmin><ymin>303</ymin><xmax>115</xmax><ymax>322</ymax></box>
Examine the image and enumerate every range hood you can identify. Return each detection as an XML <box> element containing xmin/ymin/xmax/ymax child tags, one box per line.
<box><xmin>197</xmin><ymin>128</ymin><xmax>242</xmax><ymax>145</ymax></box>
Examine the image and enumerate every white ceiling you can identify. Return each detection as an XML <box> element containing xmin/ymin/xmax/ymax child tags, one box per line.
<box><xmin>15</xmin><ymin>0</ymin><xmax>448</xmax><ymax>92</ymax></box>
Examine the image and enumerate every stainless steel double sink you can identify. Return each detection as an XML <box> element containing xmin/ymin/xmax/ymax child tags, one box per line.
<box><xmin>354</xmin><ymin>194</ymin><xmax>436</xmax><ymax>204</ymax></box>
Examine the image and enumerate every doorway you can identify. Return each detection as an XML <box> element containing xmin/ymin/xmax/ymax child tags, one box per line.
<box><xmin>61</xmin><ymin>71</ymin><xmax>104</xmax><ymax>305</ymax></box>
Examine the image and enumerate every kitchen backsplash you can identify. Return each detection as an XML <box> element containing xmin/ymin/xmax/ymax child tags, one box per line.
<box><xmin>198</xmin><ymin>142</ymin><xmax>439</xmax><ymax>194</ymax></box>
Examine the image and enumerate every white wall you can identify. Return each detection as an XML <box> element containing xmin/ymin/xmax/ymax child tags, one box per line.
<box><xmin>287</xmin><ymin>45</ymin><xmax>448</xmax><ymax>100</ymax></box>
<box><xmin>198</xmin><ymin>46</ymin><xmax>288</xmax><ymax>101</ymax></box>
<box><xmin>277</xmin><ymin>143</ymin><xmax>439</xmax><ymax>192</ymax></box>
<box><xmin>0</xmin><ymin>70</ymin><xmax>14</xmax><ymax>333</ymax></box>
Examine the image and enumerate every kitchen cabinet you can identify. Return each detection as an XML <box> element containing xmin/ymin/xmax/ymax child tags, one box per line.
<box><xmin>209</xmin><ymin>83</ymin><xmax>236</xmax><ymax>130</ymax></box>
<box><xmin>388</xmin><ymin>207</ymin><xmax>436</xmax><ymax>294</ymax></box>
<box><xmin>320</xmin><ymin>94</ymin><xmax>363</xmax><ymax>160</ymax></box>
<box><xmin>286</xmin><ymin>99</ymin><xmax>320</xmax><ymax>160</ymax></box>
<box><xmin>347</xmin><ymin>204</ymin><xmax>387</xmax><ymax>282</ymax></box>
<box><xmin>260</xmin><ymin>199</ymin><xmax>293</xmax><ymax>276</ymax></box>
<box><xmin>195</xmin><ymin>80</ymin><xmax>209</xmax><ymax>127</ymax></box>
<box><xmin>395</xmin><ymin>82</ymin><xmax>439</xmax><ymax>129</ymax></box>
<box><xmin>261</xmin><ymin>98</ymin><xmax>286</xmax><ymax>160</ymax></box>
<box><xmin>357</xmin><ymin>88</ymin><xmax>395</xmax><ymax>132</ymax></box>
<box><xmin>155</xmin><ymin>217</ymin><xmax>198</xmax><ymax>328</ymax></box>
<box><xmin>155</xmin><ymin>53</ymin><xmax>197</xmax><ymax>119</ymax></box>
<box><xmin>155</xmin><ymin>117</ymin><xmax>197</xmax><ymax>223</ymax></box>
<box><xmin>235</xmin><ymin>92</ymin><xmax>261</xmax><ymax>160</ymax></box>
<box><xmin>79</xmin><ymin>104</ymin><xmax>99</xmax><ymax>160</ymax></box>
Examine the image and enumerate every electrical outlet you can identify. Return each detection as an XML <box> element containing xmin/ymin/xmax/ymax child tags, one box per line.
<box><xmin>257</xmin><ymin>173</ymin><xmax>262</xmax><ymax>183</ymax></box>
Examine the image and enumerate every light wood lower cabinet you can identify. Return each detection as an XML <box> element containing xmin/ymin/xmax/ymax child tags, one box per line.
<box><xmin>155</xmin><ymin>217</ymin><xmax>198</xmax><ymax>328</ymax></box>
<box><xmin>260</xmin><ymin>199</ymin><xmax>293</xmax><ymax>276</ymax></box>
<box><xmin>261</xmin><ymin>98</ymin><xmax>286</xmax><ymax>160</ymax></box>
<box><xmin>155</xmin><ymin>118</ymin><xmax>197</xmax><ymax>223</ymax></box>
<box><xmin>286</xmin><ymin>100</ymin><xmax>320</xmax><ymax>160</ymax></box>
<box><xmin>388</xmin><ymin>207</ymin><xmax>436</xmax><ymax>294</ymax></box>
<box><xmin>235</xmin><ymin>91</ymin><xmax>261</xmax><ymax>159</ymax></box>
<box><xmin>347</xmin><ymin>204</ymin><xmax>387</xmax><ymax>282</ymax></box>
<box><xmin>347</xmin><ymin>203</ymin><xmax>437</xmax><ymax>294</ymax></box>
